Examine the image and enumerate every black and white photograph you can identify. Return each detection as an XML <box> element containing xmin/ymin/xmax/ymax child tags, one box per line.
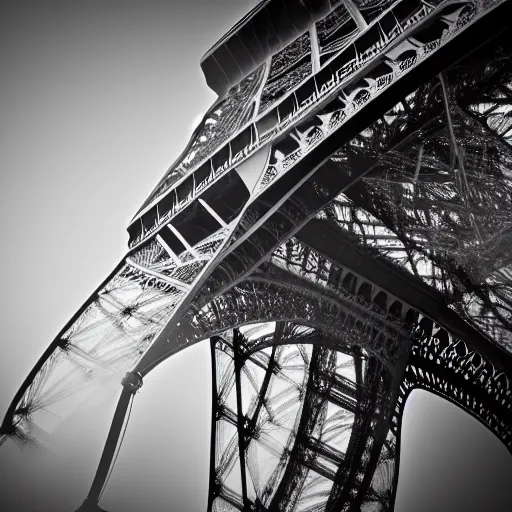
<box><xmin>1</xmin><ymin>1</ymin><xmax>511</xmax><ymax>511</ymax></box>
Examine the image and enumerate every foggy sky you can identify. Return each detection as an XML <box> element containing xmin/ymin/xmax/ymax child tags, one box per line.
<box><xmin>0</xmin><ymin>1</ymin><xmax>510</xmax><ymax>511</ymax></box>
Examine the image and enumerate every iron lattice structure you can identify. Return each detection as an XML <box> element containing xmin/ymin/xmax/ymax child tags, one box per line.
<box><xmin>1</xmin><ymin>1</ymin><xmax>512</xmax><ymax>511</ymax></box>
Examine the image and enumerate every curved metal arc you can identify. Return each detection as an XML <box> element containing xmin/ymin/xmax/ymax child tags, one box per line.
<box><xmin>137</xmin><ymin>276</ymin><xmax>405</xmax><ymax>380</ymax></box>
<box><xmin>387</xmin><ymin>363</ymin><xmax>512</xmax><ymax>512</ymax></box>
<box><xmin>133</xmin><ymin>152</ymin><xmax>394</xmax><ymax>379</ymax></box>
<box><xmin>132</xmin><ymin>136</ymin><xmax>331</xmax><ymax>378</ymax></box>
<box><xmin>402</xmin><ymin>381</ymin><xmax>511</xmax><ymax>452</ymax></box>
<box><xmin>247</xmin><ymin>264</ymin><xmax>409</xmax><ymax>335</ymax></box>
<box><xmin>297</xmin><ymin>217</ymin><xmax>512</xmax><ymax>371</ymax></box>
<box><xmin>412</xmin><ymin>358</ymin><xmax>510</xmax><ymax>442</ymax></box>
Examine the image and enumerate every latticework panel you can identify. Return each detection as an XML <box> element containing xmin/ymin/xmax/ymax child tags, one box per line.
<box><xmin>316</xmin><ymin>2</ymin><xmax>359</xmax><ymax>66</ymax></box>
<box><xmin>146</xmin><ymin>64</ymin><xmax>266</xmax><ymax>206</ymax></box>
<box><xmin>208</xmin><ymin>323</ymin><xmax>396</xmax><ymax>512</ymax></box>
<box><xmin>0</xmin><ymin>263</ymin><xmax>181</xmax><ymax>446</ymax></box>
<box><xmin>259</xmin><ymin>32</ymin><xmax>313</xmax><ymax>114</ymax></box>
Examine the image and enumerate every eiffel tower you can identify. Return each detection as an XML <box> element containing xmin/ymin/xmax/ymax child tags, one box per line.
<box><xmin>1</xmin><ymin>1</ymin><xmax>511</xmax><ymax>511</ymax></box>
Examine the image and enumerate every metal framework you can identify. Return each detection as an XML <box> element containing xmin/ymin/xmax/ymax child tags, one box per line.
<box><xmin>1</xmin><ymin>1</ymin><xmax>512</xmax><ymax>511</ymax></box>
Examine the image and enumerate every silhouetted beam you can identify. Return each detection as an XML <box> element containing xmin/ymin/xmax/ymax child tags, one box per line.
<box><xmin>300</xmin><ymin>455</ymin><xmax>338</xmax><ymax>482</ymax></box>
<box><xmin>328</xmin><ymin>373</ymin><xmax>359</xmax><ymax>400</ymax></box>
<box><xmin>248</xmin><ymin>350</ymin><xmax>275</xmax><ymax>373</ymax></box>
<box><xmin>208</xmin><ymin>337</ymin><xmax>220</xmax><ymax>512</ymax></box>
<box><xmin>233</xmin><ymin>329</ymin><xmax>250</xmax><ymax>510</ymax></box>
<box><xmin>222</xmin><ymin>407</ymin><xmax>238</xmax><ymax>427</ymax></box>
<box><xmin>215</xmin><ymin>333</ymin><xmax>276</xmax><ymax>374</ymax></box>
<box><xmin>354</xmin><ymin>348</ymin><xmax>364</xmax><ymax>402</ymax></box>
<box><xmin>356</xmin><ymin>379</ymin><xmax>396</xmax><ymax>511</ymax></box>
<box><xmin>315</xmin><ymin>371</ymin><xmax>359</xmax><ymax>413</ymax></box>
<box><xmin>324</xmin><ymin>389</ymin><xmax>358</xmax><ymax>414</ymax></box>
<box><xmin>297</xmin><ymin>217</ymin><xmax>512</xmax><ymax>371</ymax></box>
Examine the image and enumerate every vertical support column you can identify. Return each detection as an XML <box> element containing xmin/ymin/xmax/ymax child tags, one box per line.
<box><xmin>74</xmin><ymin>372</ymin><xmax>143</xmax><ymax>512</ymax></box>
<box><xmin>207</xmin><ymin>337</ymin><xmax>220</xmax><ymax>512</ymax></box>
<box><xmin>233</xmin><ymin>329</ymin><xmax>250</xmax><ymax>510</ymax></box>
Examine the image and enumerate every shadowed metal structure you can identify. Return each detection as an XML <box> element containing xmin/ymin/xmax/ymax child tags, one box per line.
<box><xmin>1</xmin><ymin>1</ymin><xmax>512</xmax><ymax>511</ymax></box>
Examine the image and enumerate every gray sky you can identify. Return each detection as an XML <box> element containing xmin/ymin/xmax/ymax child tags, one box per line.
<box><xmin>0</xmin><ymin>1</ymin><xmax>510</xmax><ymax>511</ymax></box>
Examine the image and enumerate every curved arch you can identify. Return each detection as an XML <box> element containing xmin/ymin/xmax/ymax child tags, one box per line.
<box><xmin>387</xmin><ymin>300</ymin><xmax>403</xmax><ymax>322</ymax></box>
<box><xmin>388</xmin><ymin>378</ymin><xmax>512</xmax><ymax>512</ymax></box>
<box><xmin>384</xmin><ymin>327</ymin><xmax>512</xmax><ymax>511</ymax></box>
<box><xmin>138</xmin><ymin>278</ymin><xmax>411</xmax><ymax>378</ymax></box>
<box><xmin>373</xmin><ymin>291</ymin><xmax>389</xmax><ymax>314</ymax></box>
<box><xmin>74</xmin><ymin>275</ymin><xmax>409</xmax><ymax>511</ymax></box>
<box><xmin>390</xmin><ymin>335</ymin><xmax>512</xmax><ymax>455</ymax></box>
<box><xmin>68</xmin><ymin>272</ymin><xmax>510</xmax><ymax>511</ymax></box>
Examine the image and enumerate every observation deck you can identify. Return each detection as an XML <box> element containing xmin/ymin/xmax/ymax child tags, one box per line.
<box><xmin>200</xmin><ymin>0</ymin><xmax>332</xmax><ymax>95</ymax></box>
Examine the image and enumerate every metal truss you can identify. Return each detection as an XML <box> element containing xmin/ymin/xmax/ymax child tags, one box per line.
<box><xmin>208</xmin><ymin>324</ymin><xmax>394</xmax><ymax>512</ymax></box>
<box><xmin>1</xmin><ymin>1</ymin><xmax>511</xmax><ymax>511</ymax></box>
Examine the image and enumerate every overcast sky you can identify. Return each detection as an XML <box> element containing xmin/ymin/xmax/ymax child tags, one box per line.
<box><xmin>0</xmin><ymin>1</ymin><xmax>510</xmax><ymax>511</ymax></box>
